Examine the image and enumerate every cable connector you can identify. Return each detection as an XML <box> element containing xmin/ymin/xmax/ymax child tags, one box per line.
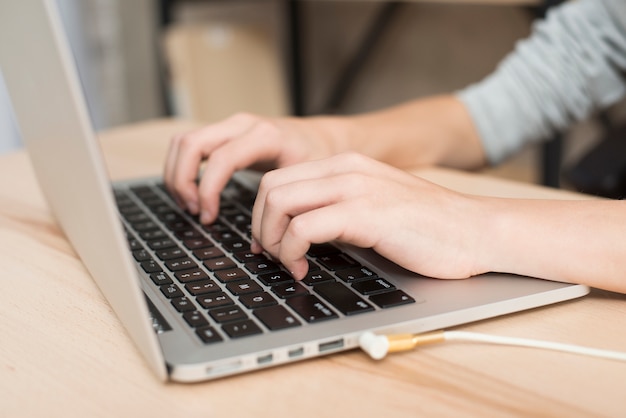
<box><xmin>359</xmin><ymin>330</ymin><xmax>626</xmax><ymax>363</ymax></box>
<box><xmin>359</xmin><ymin>331</ymin><xmax>445</xmax><ymax>360</ymax></box>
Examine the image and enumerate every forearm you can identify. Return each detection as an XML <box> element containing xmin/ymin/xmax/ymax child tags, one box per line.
<box><xmin>309</xmin><ymin>95</ymin><xmax>486</xmax><ymax>170</ymax></box>
<box><xmin>480</xmin><ymin>197</ymin><xmax>626</xmax><ymax>293</ymax></box>
<box><xmin>459</xmin><ymin>0</ymin><xmax>626</xmax><ymax>164</ymax></box>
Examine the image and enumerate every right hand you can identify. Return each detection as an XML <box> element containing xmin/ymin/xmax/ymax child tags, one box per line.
<box><xmin>163</xmin><ymin>112</ymin><xmax>340</xmax><ymax>223</ymax></box>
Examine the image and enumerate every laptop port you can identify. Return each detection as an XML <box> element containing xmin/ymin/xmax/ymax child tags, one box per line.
<box><xmin>288</xmin><ymin>347</ymin><xmax>304</xmax><ymax>358</ymax></box>
<box><xmin>319</xmin><ymin>339</ymin><xmax>344</xmax><ymax>353</ymax></box>
<box><xmin>257</xmin><ymin>353</ymin><xmax>273</xmax><ymax>365</ymax></box>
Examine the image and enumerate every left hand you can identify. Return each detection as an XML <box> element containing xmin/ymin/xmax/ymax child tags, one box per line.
<box><xmin>250</xmin><ymin>152</ymin><xmax>491</xmax><ymax>280</ymax></box>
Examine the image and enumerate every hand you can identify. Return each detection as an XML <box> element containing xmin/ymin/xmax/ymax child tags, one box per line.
<box><xmin>163</xmin><ymin>113</ymin><xmax>340</xmax><ymax>223</ymax></box>
<box><xmin>250</xmin><ymin>152</ymin><xmax>491</xmax><ymax>280</ymax></box>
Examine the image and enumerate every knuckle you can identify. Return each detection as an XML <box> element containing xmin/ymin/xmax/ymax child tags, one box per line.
<box><xmin>258</xmin><ymin>170</ymin><xmax>278</xmax><ymax>192</ymax></box>
<box><xmin>264</xmin><ymin>187</ymin><xmax>286</xmax><ymax>210</ymax></box>
<box><xmin>336</xmin><ymin>151</ymin><xmax>368</xmax><ymax>166</ymax></box>
<box><xmin>287</xmin><ymin>215</ymin><xmax>308</xmax><ymax>239</ymax></box>
<box><xmin>253</xmin><ymin>119</ymin><xmax>280</xmax><ymax>138</ymax></box>
<box><xmin>227</xmin><ymin>112</ymin><xmax>257</xmax><ymax>125</ymax></box>
<box><xmin>177</xmin><ymin>132</ymin><xmax>198</xmax><ymax>149</ymax></box>
<box><xmin>340</xmin><ymin>172</ymin><xmax>368</xmax><ymax>190</ymax></box>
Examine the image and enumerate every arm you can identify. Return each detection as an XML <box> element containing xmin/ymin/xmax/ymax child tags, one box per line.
<box><xmin>458</xmin><ymin>0</ymin><xmax>626</xmax><ymax>164</ymax></box>
<box><xmin>482</xmin><ymin>197</ymin><xmax>626</xmax><ymax>293</ymax></box>
<box><xmin>251</xmin><ymin>153</ymin><xmax>626</xmax><ymax>294</ymax></box>
<box><xmin>163</xmin><ymin>94</ymin><xmax>484</xmax><ymax>223</ymax></box>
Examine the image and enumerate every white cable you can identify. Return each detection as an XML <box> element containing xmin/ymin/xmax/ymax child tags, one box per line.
<box><xmin>358</xmin><ymin>330</ymin><xmax>626</xmax><ymax>362</ymax></box>
<box><xmin>443</xmin><ymin>331</ymin><xmax>626</xmax><ymax>362</ymax></box>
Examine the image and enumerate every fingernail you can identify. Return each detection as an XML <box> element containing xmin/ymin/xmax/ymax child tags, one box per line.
<box><xmin>187</xmin><ymin>200</ymin><xmax>199</xmax><ymax>215</ymax></box>
<box><xmin>200</xmin><ymin>210</ymin><xmax>212</xmax><ymax>224</ymax></box>
<box><xmin>250</xmin><ymin>238</ymin><xmax>262</xmax><ymax>253</ymax></box>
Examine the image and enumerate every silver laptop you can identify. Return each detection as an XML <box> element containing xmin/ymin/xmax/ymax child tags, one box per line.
<box><xmin>0</xmin><ymin>0</ymin><xmax>589</xmax><ymax>382</ymax></box>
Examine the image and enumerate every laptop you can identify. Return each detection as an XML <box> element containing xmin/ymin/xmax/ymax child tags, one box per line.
<box><xmin>0</xmin><ymin>0</ymin><xmax>589</xmax><ymax>382</ymax></box>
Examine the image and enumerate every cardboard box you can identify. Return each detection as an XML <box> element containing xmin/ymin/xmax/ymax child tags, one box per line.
<box><xmin>163</xmin><ymin>19</ymin><xmax>288</xmax><ymax>123</ymax></box>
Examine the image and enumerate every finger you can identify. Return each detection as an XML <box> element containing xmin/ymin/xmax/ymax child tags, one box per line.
<box><xmin>279</xmin><ymin>199</ymin><xmax>375</xmax><ymax>279</ymax></box>
<box><xmin>165</xmin><ymin>114</ymin><xmax>259</xmax><ymax>213</ymax></box>
<box><xmin>252</xmin><ymin>153</ymin><xmax>377</xmax><ymax>240</ymax></box>
<box><xmin>254</xmin><ymin>173</ymin><xmax>374</xmax><ymax>260</ymax></box>
<box><xmin>255</xmin><ymin>176</ymin><xmax>345</xmax><ymax>255</ymax></box>
<box><xmin>196</xmin><ymin>122</ymin><xmax>285</xmax><ymax>223</ymax></box>
<box><xmin>170</xmin><ymin>130</ymin><xmax>234</xmax><ymax>213</ymax></box>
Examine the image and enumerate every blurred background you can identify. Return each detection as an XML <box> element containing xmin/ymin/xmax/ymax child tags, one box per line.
<box><xmin>2</xmin><ymin>0</ymin><xmax>624</xmax><ymax>188</ymax></box>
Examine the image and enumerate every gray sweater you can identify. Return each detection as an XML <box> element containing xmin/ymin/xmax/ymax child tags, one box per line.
<box><xmin>457</xmin><ymin>0</ymin><xmax>626</xmax><ymax>165</ymax></box>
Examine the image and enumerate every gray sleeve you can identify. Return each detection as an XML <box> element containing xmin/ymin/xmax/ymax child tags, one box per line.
<box><xmin>456</xmin><ymin>0</ymin><xmax>626</xmax><ymax>165</ymax></box>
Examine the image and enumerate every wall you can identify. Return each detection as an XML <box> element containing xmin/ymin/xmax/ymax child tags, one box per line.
<box><xmin>0</xmin><ymin>0</ymin><xmax>164</xmax><ymax>154</ymax></box>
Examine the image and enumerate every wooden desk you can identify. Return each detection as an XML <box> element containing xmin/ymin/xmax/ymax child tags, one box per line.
<box><xmin>1</xmin><ymin>119</ymin><xmax>625</xmax><ymax>417</ymax></box>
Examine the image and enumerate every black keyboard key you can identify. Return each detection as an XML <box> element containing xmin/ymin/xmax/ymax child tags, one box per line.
<box><xmin>152</xmin><ymin>204</ymin><xmax>176</xmax><ymax>216</ymax></box>
<box><xmin>225</xmin><ymin>279</ymin><xmax>263</xmax><ymax>295</ymax></box>
<box><xmin>203</xmin><ymin>257</ymin><xmax>236</xmax><ymax>271</ymax></box>
<box><xmin>184</xmin><ymin>311</ymin><xmax>209</xmax><ymax>328</ymax></box>
<box><xmin>212</xmin><ymin>230</ymin><xmax>238</xmax><ymax>242</ymax></box>
<box><xmin>197</xmin><ymin>292</ymin><xmax>233</xmax><ymax>309</ymax></box>
<box><xmin>224</xmin><ymin>212</ymin><xmax>250</xmax><ymax>225</ymax></box>
<box><xmin>132</xmin><ymin>249</ymin><xmax>151</xmax><ymax>262</ymax></box>
<box><xmin>307</xmin><ymin>243</ymin><xmax>340</xmax><ymax>257</ymax></box>
<box><xmin>221</xmin><ymin>319</ymin><xmax>263</xmax><ymax>338</ymax></box>
<box><xmin>202</xmin><ymin>221</ymin><xmax>231</xmax><ymax>235</ymax></box>
<box><xmin>132</xmin><ymin>220</ymin><xmax>159</xmax><ymax>232</ymax></box>
<box><xmin>185</xmin><ymin>279</ymin><xmax>220</xmax><ymax>295</ymax></box>
<box><xmin>160</xmin><ymin>283</ymin><xmax>184</xmax><ymax>299</ymax></box>
<box><xmin>307</xmin><ymin>260</ymin><xmax>321</xmax><ymax>272</ymax></box>
<box><xmin>192</xmin><ymin>247</ymin><xmax>224</xmax><ymax>260</ymax></box>
<box><xmin>140</xmin><ymin>229</ymin><xmax>167</xmax><ymax>241</ymax></box>
<box><xmin>286</xmin><ymin>295</ymin><xmax>338</xmax><ymax>323</ymax></box>
<box><xmin>171</xmin><ymin>297</ymin><xmax>196</xmax><ymax>312</ymax></box>
<box><xmin>233</xmin><ymin>221</ymin><xmax>252</xmax><ymax>236</ymax></box>
<box><xmin>130</xmin><ymin>185</ymin><xmax>153</xmax><ymax>197</ymax></box>
<box><xmin>183</xmin><ymin>237</ymin><xmax>213</xmax><ymax>250</ymax></box>
<box><xmin>254</xmin><ymin>305</ymin><xmax>300</xmax><ymax>330</ymax></box>
<box><xmin>316</xmin><ymin>253</ymin><xmax>359</xmax><ymax>271</ymax></box>
<box><xmin>155</xmin><ymin>247</ymin><xmax>186</xmax><ymax>260</ymax></box>
<box><xmin>215</xmin><ymin>268</ymin><xmax>250</xmax><ymax>283</ymax></box>
<box><xmin>174</xmin><ymin>228</ymin><xmax>203</xmax><ymax>240</ymax></box>
<box><xmin>239</xmin><ymin>292</ymin><xmax>277</xmax><ymax>309</ymax></box>
<box><xmin>369</xmin><ymin>290</ymin><xmax>415</xmax><ymax>308</ymax></box>
<box><xmin>150</xmin><ymin>272</ymin><xmax>172</xmax><ymax>286</ymax></box>
<box><xmin>175</xmin><ymin>268</ymin><xmax>209</xmax><ymax>283</ymax></box>
<box><xmin>302</xmin><ymin>271</ymin><xmax>334</xmax><ymax>286</ymax></box>
<box><xmin>196</xmin><ymin>325</ymin><xmax>223</xmax><ymax>343</ymax></box>
<box><xmin>313</xmin><ymin>281</ymin><xmax>374</xmax><ymax>316</ymax></box>
<box><xmin>272</xmin><ymin>282</ymin><xmax>309</xmax><ymax>299</ymax></box>
<box><xmin>125</xmin><ymin>212</ymin><xmax>150</xmax><ymax>223</ymax></box>
<box><xmin>244</xmin><ymin>260</ymin><xmax>280</xmax><ymax>275</ymax></box>
<box><xmin>140</xmin><ymin>260</ymin><xmax>162</xmax><ymax>273</ymax></box>
<box><xmin>165</xmin><ymin>257</ymin><xmax>197</xmax><ymax>272</ymax></box>
<box><xmin>221</xmin><ymin>239</ymin><xmax>248</xmax><ymax>253</ymax></box>
<box><xmin>334</xmin><ymin>266</ymin><xmax>377</xmax><ymax>283</ymax></box>
<box><xmin>218</xmin><ymin>204</ymin><xmax>240</xmax><ymax>217</ymax></box>
<box><xmin>351</xmin><ymin>278</ymin><xmax>395</xmax><ymax>295</ymax></box>
<box><xmin>128</xmin><ymin>238</ymin><xmax>143</xmax><ymax>251</ymax></box>
<box><xmin>257</xmin><ymin>271</ymin><xmax>294</xmax><ymax>287</ymax></box>
<box><xmin>209</xmin><ymin>306</ymin><xmax>248</xmax><ymax>323</ymax></box>
<box><xmin>164</xmin><ymin>218</ymin><xmax>191</xmax><ymax>231</ymax></box>
<box><xmin>233</xmin><ymin>250</ymin><xmax>267</xmax><ymax>263</ymax></box>
<box><xmin>147</xmin><ymin>238</ymin><xmax>176</xmax><ymax>251</ymax></box>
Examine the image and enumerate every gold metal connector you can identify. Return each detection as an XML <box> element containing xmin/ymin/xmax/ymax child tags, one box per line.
<box><xmin>386</xmin><ymin>331</ymin><xmax>446</xmax><ymax>354</ymax></box>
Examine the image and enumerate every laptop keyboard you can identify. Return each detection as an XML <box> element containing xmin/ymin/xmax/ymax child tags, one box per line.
<box><xmin>114</xmin><ymin>178</ymin><xmax>415</xmax><ymax>344</ymax></box>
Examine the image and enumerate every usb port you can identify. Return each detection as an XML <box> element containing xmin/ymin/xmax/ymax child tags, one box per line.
<box><xmin>319</xmin><ymin>339</ymin><xmax>344</xmax><ymax>353</ymax></box>
<box><xmin>257</xmin><ymin>353</ymin><xmax>273</xmax><ymax>365</ymax></box>
<box><xmin>288</xmin><ymin>347</ymin><xmax>304</xmax><ymax>358</ymax></box>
